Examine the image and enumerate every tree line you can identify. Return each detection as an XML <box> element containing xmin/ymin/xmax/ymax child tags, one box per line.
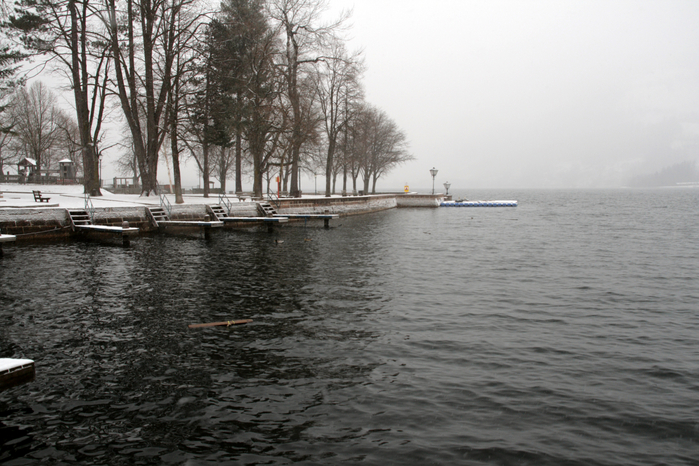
<box><xmin>0</xmin><ymin>0</ymin><xmax>413</xmax><ymax>199</ymax></box>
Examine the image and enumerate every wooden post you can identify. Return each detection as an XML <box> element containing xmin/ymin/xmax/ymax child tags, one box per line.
<box><xmin>204</xmin><ymin>215</ymin><xmax>211</xmax><ymax>240</ymax></box>
<box><xmin>122</xmin><ymin>221</ymin><xmax>130</xmax><ymax>246</ymax></box>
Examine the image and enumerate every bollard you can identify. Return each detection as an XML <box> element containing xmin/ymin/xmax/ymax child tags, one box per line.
<box><xmin>122</xmin><ymin>221</ymin><xmax>130</xmax><ymax>246</ymax></box>
<box><xmin>203</xmin><ymin>215</ymin><xmax>211</xmax><ymax>240</ymax></box>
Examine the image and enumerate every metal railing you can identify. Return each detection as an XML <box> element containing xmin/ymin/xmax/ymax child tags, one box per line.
<box><xmin>266</xmin><ymin>192</ymin><xmax>282</xmax><ymax>211</ymax></box>
<box><xmin>84</xmin><ymin>194</ymin><xmax>95</xmax><ymax>223</ymax></box>
<box><xmin>218</xmin><ymin>193</ymin><xmax>234</xmax><ymax>216</ymax></box>
<box><xmin>157</xmin><ymin>185</ymin><xmax>172</xmax><ymax>217</ymax></box>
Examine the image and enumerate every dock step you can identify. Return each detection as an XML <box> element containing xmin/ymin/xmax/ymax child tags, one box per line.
<box><xmin>147</xmin><ymin>207</ymin><xmax>170</xmax><ymax>226</ymax></box>
<box><xmin>208</xmin><ymin>205</ymin><xmax>228</xmax><ymax>220</ymax></box>
<box><xmin>257</xmin><ymin>202</ymin><xmax>277</xmax><ymax>217</ymax></box>
<box><xmin>67</xmin><ymin>209</ymin><xmax>92</xmax><ymax>228</ymax></box>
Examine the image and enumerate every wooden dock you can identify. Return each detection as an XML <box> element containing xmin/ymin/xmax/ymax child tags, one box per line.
<box><xmin>157</xmin><ymin>220</ymin><xmax>224</xmax><ymax>227</ymax></box>
<box><xmin>68</xmin><ymin>209</ymin><xmax>140</xmax><ymax>245</ymax></box>
<box><xmin>0</xmin><ymin>358</ymin><xmax>35</xmax><ymax>391</ymax></box>
<box><xmin>0</xmin><ymin>232</ymin><xmax>16</xmax><ymax>256</ymax></box>
<box><xmin>220</xmin><ymin>216</ymin><xmax>288</xmax><ymax>232</ymax></box>
<box><xmin>156</xmin><ymin>220</ymin><xmax>224</xmax><ymax>239</ymax></box>
<box><xmin>273</xmin><ymin>213</ymin><xmax>339</xmax><ymax>229</ymax></box>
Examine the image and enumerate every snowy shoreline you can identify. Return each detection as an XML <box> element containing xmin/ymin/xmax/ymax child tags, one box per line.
<box><xmin>1</xmin><ymin>184</ymin><xmax>440</xmax><ymax>242</ymax></box>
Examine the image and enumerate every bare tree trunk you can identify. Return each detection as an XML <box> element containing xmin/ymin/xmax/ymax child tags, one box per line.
<box><xmin>69</xmin><ymin>0</ymin><xmax>101</xmax><ymax>196</ymax></box>
<box><xmin>235</xmin><ymin>126</ymin><xmax>242</xmax><ymax>194</ymax></box>
<box><xmin>219</xmin><ymin>146</ymin><xmax>227</xmax><ymax>193</ymax></box>
<box><xmin>342</xmin><ymin>164</ymin><xmax>347</xmax><ymax>196</ymax></box>
<box><xmin>202</xmin><ymin>140</ymin><xmax>210</xmax><ymax>197</ymax></box>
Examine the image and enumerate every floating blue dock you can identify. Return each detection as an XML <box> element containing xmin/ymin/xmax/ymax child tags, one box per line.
<box><xmin>440</xmin><ymin>200</ymin><xmax>518</xmax><ymax>207</ymax></box>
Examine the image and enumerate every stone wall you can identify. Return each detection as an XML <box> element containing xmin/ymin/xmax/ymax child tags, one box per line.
<box><xmin>218</xmin><ymin>202</ymin><xmax>259</xmax><ymax>217</ymax></box>
<box><xmin>0</xmin><ymin>207</ymin><xmax>72</xmax><ymax>241</ymax></box>
<box><xmin>92</xmin><ymin>207</ymin><xmax>151</xmax><ymax>230</ymax></box>
<box><xmin>395</xmin><ymin>194</ymin><xmax>444</xmax><ymax>207</ymax></box>
<box><xmin>277</xmin><ymin>195</ymin><xmax>397</xmax><ymax>216</ymax></box>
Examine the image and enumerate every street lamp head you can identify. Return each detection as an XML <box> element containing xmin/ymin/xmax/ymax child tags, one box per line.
<box><xmin>430</xmin><ymin>167</ymin><xmax>438</xmax><ymax>177</ymax></box>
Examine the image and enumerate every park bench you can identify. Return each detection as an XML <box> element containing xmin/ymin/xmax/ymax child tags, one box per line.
<box><xmin>33</xmin><ymin>190</ymin><xmax>50</xmax><ymax>202</ymax></box>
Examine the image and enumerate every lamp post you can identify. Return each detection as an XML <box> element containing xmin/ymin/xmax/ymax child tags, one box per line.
<box><xmin>430</xmin><ymin>167</ymin><xmax>438</xmax><ymax>195</ymax></box>
<box><xmin>443</xmin><ymin>181</ymin><xmax>451</xmax><ymax>196</ymax></box>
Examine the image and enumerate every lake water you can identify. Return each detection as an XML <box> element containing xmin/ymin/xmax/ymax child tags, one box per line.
<box><xmin>1</xmin><ymin>189</ymin><xmax>698</xmax><ymax>465</ymax></box>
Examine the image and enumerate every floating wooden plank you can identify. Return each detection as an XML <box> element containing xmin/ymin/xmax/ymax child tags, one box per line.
<box><xmin>0</xmin><ymin>358</ymin><xmax>35</xmax><ymax>391</ymax></box>
<box><xmin>188</xmin><ymin>319</ymin><xmax>253</xmax><ymax>329</ymax></box>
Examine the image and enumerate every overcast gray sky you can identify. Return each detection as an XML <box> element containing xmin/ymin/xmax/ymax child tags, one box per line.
<box><xmin>325</xmin><ymin>0</ymin><xmax>699</xmax><ymax>190</ymax></box>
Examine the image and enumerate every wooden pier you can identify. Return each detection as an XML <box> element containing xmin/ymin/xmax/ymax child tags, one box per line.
<box><xmin>273</xmin><ymin>213</ymin><xmax>339</xmax><ymax>229</ymax></box>
<box><xmin>0</xmin><ymin>232</ymin><xmax>16</xmax><ymax>256</ymax></box>
<box><xmin>0</xmin><ymin>358</ymin><xmax>35</xmax><ymax>391</ymax></box>
<box><xmin>148</xmin><ymin>207</ymin><xmax>223</xmax><ymax>239</ymax></box>
<box><xmin>68</xmin><ymin>210</ymin><xmax>139</xmax><ymax>246</ymax></box>
<box><xmin>219</xmin><ymin>216</ymin><xmax>289</xmax><ymax>232</ymax></box>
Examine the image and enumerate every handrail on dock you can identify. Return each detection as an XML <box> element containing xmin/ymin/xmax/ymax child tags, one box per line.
<box><xmin>218</xmin><ymin>193</ymin><xmax>234</xmax><ymax>216</ymax></box>
<box><xmin>266</xmin><ymin>192</ymin><xmax>282</xmax><ymax>211</ymax></box>
<box><xmin>84</xmin><ymin>194</ymin><xmax>95</xmax><ymax>223</ymax></box>
<box><xmin>158</xmin><ymin>185</ymin><xmax>172</xmax><ymax>217</ymax></box>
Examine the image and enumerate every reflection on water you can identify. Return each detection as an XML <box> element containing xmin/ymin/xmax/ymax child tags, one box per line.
<box><xmin>2</xmin><ymin>191</ymin><xmax>699</xmax><ymax>465</ymax></box>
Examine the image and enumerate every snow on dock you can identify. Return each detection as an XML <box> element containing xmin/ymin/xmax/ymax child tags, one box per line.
<box><xmin>0</xmin><ymin>233</ymin><xmax>16</xmax><ymax>242</ymax></box>
<box><xmin>441</xmin><ymin>200</ymin><xmax>518</xmax><ymax>207</ymax></box>
<box><xmin>0</xmin><ymin>232</ymin><xmax>16</xmax><ymax>256</ymax></box>
<box><xmin>0</xmin><ymin>358</ymin><xmax>35</xmax><ymax>391</ymax></box>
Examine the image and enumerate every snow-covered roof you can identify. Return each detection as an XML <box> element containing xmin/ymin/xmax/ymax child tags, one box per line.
<box><xmin>18</xmin><ymin>157</ymin><xmax>37</xmax><ymax>166</ymax></box>
<box><xmin>58</xmin><ymin>158</ymin><xmax>73</xmax><ymax>164</ymax></box>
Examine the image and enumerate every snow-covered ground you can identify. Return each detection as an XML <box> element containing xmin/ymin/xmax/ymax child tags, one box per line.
<box><xmin>0</xmin><ymin>184</ymin><xmax>350</xmax><ymax>209</ymax></box>
<box><xmin>0</xmin><ymin>184</ymin><xmax>224</xmax><ymax>209</ymax></box>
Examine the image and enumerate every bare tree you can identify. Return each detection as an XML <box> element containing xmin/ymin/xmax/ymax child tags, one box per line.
<box><xmin>164</xmin><ymin>0</ymin><xmax>209</xmax><ymax>203</ymax></box>
<box><xmin>105</xmin><ymin>0</ymin><xmax>206</xmax><ymax>196</ymax></box>
<box><xmin>312</xmin><ymin>40</ymin><xmax>362</xmax><ymax>196</ymax></box>
<box><xmin>211</xmin><ymin>145</ymin><xmax>236</xmax><ymax>193</ymax></box>
<box><xmin>359</xmin><ymin>105</ymin><xmax>412</xmax><ymax>194</ymax></box>
<box><xmin>8</xmin><ymin>81</ymin><xmax>72</xmax><ymax>180</ymax></box>
<box><xmin>267</xmin><ymin>0</ymin><xmax>347</xmax><ymax>197</ymax></box>
<box><xmin>7</xmin><ymin>0</ymin><xmax>110</xmax><ymax>194</ymax></box>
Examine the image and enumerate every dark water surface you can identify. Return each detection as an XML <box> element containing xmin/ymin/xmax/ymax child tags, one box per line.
<box><xmin>1</xmin><ymin>189</ymin><xmax>698</xmax><ymax>465</ymax></box>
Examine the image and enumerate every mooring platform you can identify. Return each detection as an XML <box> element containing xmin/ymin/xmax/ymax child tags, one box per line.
<box><xmin>0</xmin><ymin>233</ymin><xmax>16</xmax><ymax>256</ymax></box>
<box><xmin>157</xmin><ymin>220</ymin><xmax>224</xmax><ymax>228</ymax></box>
<box><xmin>0</xmin><ymin>233</ymin><xmax>16</xmax><ymax>243</ymax></box>
<box><xmin>74</xmin><ymin>225</ymin><xmax>140</xmax><ymax>234</ymax></box>
<box><xmin>440</xmin><ymin>200</ymin><xmax>518</xmax><ymax>207</ymax></box>
<box><xmin>273</xmin><ymin>213</ymin><xmax>339</xmax><ymax>228</ymax></box>
<box><xmin>0</xmin><ymin>358</ymin><xmax>35</xmax><ymax>391</ymax></box>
